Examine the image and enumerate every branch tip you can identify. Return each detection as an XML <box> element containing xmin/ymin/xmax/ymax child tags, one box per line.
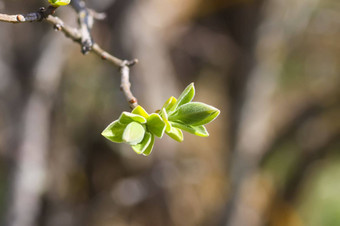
<box><xmin>127</xmin><ymin>59</ymin><xmax>139</xmax><ymax>67</ymax></box>
<box><xmin>89</xmin><ymin>10</ymin><xmax>106</xmax><ymax>20</ymax></box>
<box><xmin>121</xmin><ymin>59</ymin><xmax>139</xmax><ymax>68</ymax></box>
<box><xmin>129</xmin><ymin>98</ymin><xmax>138</xmax><ymax>104</ymax></box>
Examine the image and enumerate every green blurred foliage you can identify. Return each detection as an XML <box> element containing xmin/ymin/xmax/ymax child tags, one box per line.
<box><xmin>298</xmin><ymin>151</ymin><xmax>340</xmax><ymax>226</ymax></box>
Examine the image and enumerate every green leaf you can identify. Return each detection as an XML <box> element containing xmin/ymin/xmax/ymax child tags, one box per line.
<box><xmin>147</xmin><ymin>113</ymin><xmax>166</xmax><ymax>138</ymax></box>
<box><xmin>141</xmin><ymin>133</ymin><xmax>155</xmax><ymax>156</ymax></box>
<box><xmin>165</xmin><ymin>126</ymin><xmax>184</xmax><ymax>142</ymax></box>
<box><xmin>119</xmin><ymin>112</ymin><xmax>147</xmax><ymax>124</ymax></box>
<box><xmin>173</xmin><ymin>83</ymin><xmax>195</xmax><ymax>110</ymax></box>
<box><xmin>101</xmin><ymin>120</ymin><xmax>126</xmax><ymax>143</ymax></box>
<box><xmin>171</xmin><ymin>122</ymin><xmax>209</xmax><ymax>137</ymax></box>
<box><xmin>168</xmin><ymin>102</ymin><xmax>220</xmax><ymax>126</ymax></box>
<box><xmin>131</xmin><ymin>132</ymin><xmax>152</xmax><ymax>154</ymax></box>
<box><xmin>122</xmin><ymin>122</ymin><xmax>145</xmax><ymax>145</ymax></box>
<box><xmin>159</xmin><ymin>108</ymin><xmax>171</xmax><ymax>132</ymax></box>
<box><xmin>131</xmin><ymin>105</ymin><xmax>149</xmax><ymax>119</ymax></box>
<box><xmin>48</xmin><ymin>0</ymin><xmax>70</xmax><ymax>7</ymax></box>
<box><xmin>162</xmin><ymin>96</ymin><xmax>177</xmax><ymax>112</ymax></box>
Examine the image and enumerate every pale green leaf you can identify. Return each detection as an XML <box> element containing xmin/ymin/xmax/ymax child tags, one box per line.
<box><xmin>171</xmin><ymin>122</ymin><xmax>209</xmax><ymax>137</ymax></box>
<box><xmin>147</xmin><ymin>113</ymin><xmax>166</xmax><ymax>138</ymax></box>
<box><xmin>122</xmin><ymin>122</ymin><xmax>145</xmax><ymax>145</ymax></box>
<box><xmin>172</xmin><ymin>83</ymin><xmax>195</xmax><ymax>110</ymax></box>
<box><xmin>160</xmin><ymin>108</ymin><xmax>172</xmax><ymax>132</ymax></box>
<box><xmin>48</xmin><ymin>0</ymin><xmax>70</xmax><ymax>7</ymax></box>
<box><xmin>162</xmin><ymin>96</ymin><xmax>177</xmax><ymax>112</ymax></box>
<box><xmin>142</xmin><ymin>133</ymin><xmax>155</xmax><ymax>156</ymax></box>
<box><xmin>119</xmin><ymin>112</ymin><xmax>147</xmax><ymax>124</ymax></box>
<box><xmin>131</xmin><ymin>105</ymin><xmax>149</xmax><ymax>119</ymax></box>
<box><xmin>131</xmin><ymin>132</ymin><xmax>152</xmax><ymax>154</ymax></box>
<box><xmin>169</xmin><ymin>102</ymin><xmax>220</xmax><ymax>126</ymax></box>
<box><xmin>101</xmin><ymin>120</ymin><xmax>126</xmax><ymax>143</ymax></box>
<box><xmin>165</xmin><ymin>126</ymin><xmax>184</xmax><ymax>142</ymax></box>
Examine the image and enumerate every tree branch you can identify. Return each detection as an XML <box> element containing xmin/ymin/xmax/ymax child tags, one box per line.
<box><xmin>0</xmin><ymin>6</ymin><xmax>57</xmax><ymax>23</ymax></box>
<box><xmin>0</xmin><ymin>6</ymin><xmax>138</xmax><ymax>109</ymax></box>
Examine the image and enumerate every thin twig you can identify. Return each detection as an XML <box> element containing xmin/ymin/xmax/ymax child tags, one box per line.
<box><xmin>120</xmin><ymin>60</ymin><xmax>139</xmax><ymax>109</ymax></box>
<box><xmin>91</xmin><ymin>43</ymin><xmax>123</xmax><ymax>67</ymax></box>
<box><xmin>45</xmin><ymin>15</ymin><xmax>82</xmax><ymax>41</ymax></box>
<box><xmin>0</xmin><ymin>6</ymin><xmax>138</xmax><ymax>109</ymax></box>
<box><xmin>88</xmin><ymin>9</ymin><xmax>106</xmax><ymax>20</ymax></box>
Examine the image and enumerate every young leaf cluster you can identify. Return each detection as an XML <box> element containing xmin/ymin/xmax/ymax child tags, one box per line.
<box><xmin>102</xmin><ymin>83</ymin><xmax>220</xmax><ymax>156</ymax></box>
<box><xmin>48</xmin><ymin>0</ymin><xmax>71</xmax><ymax>7</ymax></box>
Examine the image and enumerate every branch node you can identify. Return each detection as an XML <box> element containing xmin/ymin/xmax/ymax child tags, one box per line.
<box><xmin>101</xmin><ymin>54</ymin><xmax>107</xmax><ymax>60</ymax></box>
<box><xmin>120</xmin><ymin>60</ymin><xmax>128</xmax><ymax>67</ymax></box>
<box><xmin>121</xmin><ymin>59</ymin><xmax>138</xmax><ymax>68</ymax></box>
<box><xmin>129</xmin><ymin>98</ymin><xmax>138</xmax><ymax>104</ymax></box>
<box><xmin>127</xmin><ymin>59</ymin><xmax>139</xmax><ymax>67</ymax></box>
<box><xmin>16</xmin><ymin>15</ymin><xmax>25</xmax><ymax>22</ymax></box>
<box><xmin>53</xmin><ymin>23</ymin><xmax>62</xmax><ymax>31</ymax></box>
<box><xmin>81</xmin><ymin>43</ymin><xmax>92</xmax><ymax>54</ymax></box>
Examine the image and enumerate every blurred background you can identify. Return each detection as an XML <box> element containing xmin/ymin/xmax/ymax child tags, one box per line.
<box><xmin>0</xmin><ymin>0</ymin><xmax>340</xmax><ymax>226</ymax></box>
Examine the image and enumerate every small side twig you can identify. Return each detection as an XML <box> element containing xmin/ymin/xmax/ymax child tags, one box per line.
<box><xmin>88</xmin><ymin>8</ymin><xmax>106</xmax><ymax>20</ymax></box>
<box><xmin>71</xmin><ymin>0</ymin><xmax>95</xmax><ymax>54</ymax></box>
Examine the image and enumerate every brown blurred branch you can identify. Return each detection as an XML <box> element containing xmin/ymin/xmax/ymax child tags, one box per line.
<box><xmin>225</xmin><ymin>0</ymin><xmax>321</xmax><ymax>225</ymax></box>
<box><xmin>0</xmin><ymin>5</ymin><xmax>138</xmax><ymax>108</ymax></box>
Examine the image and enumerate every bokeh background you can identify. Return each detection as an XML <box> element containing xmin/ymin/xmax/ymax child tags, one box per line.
<box><xmin>0</xmin><ymin>0</ymin><xmax>340</xmax><ymax>226</ymax></box>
